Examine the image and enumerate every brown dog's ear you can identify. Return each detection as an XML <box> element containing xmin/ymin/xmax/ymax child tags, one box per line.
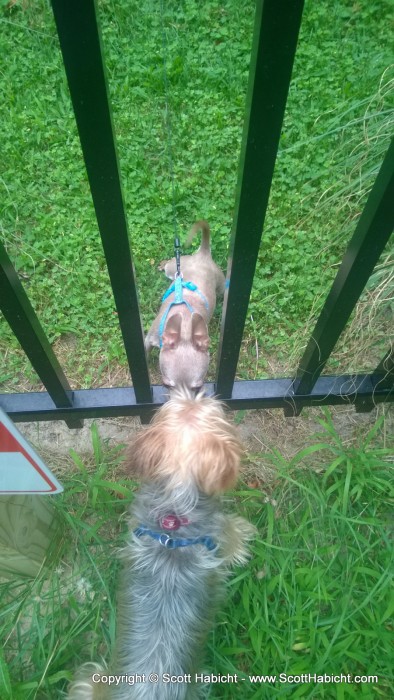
<box><xmin>162</xmin><ymin>313</ymin><xmax>182</xmax><ymax>349</ymax></box>
<box><xmin>191</xmin><ymin>432</ymin><xmax>241</xmax><ymax>495</ymax></box>
<box><xmin>123</xmin><ymin>422</ymin><xmax>167</xmax><ymax>480</ymax></box>
<box><xmin>191</xmin><ymin>313</ymin><xmax>209</xmax><ymax>351</ymax></box>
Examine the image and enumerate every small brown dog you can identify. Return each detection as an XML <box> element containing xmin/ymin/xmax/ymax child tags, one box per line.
<box><xmin>145</xmin><ymin>221</ymin><xmax>225</xmax><ymax>390</ymax></box>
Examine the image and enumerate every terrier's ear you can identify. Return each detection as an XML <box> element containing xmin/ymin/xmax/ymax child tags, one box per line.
<box><xmin>193</xmin><ymin>432</ymin><xmax>241</xmax><ymax>495</ymax></box>
<box><xmin>191</xmin><ymin>313</ymin><xmax>209</xmax><ymax>352</ymax></box>
<box><xmin>162</xmin><ymin>313</ymin><xmax>182</xmax><ymax>349</ymax></box>
<box><xmin>124</xmin><ymin>423</ymin><xmax>167</xmax><ymax>480</ymax></box>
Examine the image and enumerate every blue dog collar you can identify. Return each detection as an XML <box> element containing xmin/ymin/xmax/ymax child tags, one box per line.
<box><xmin>134</xmin><ymin>525</ymin><xmax>217</xmax><ymax>551</ymax></box>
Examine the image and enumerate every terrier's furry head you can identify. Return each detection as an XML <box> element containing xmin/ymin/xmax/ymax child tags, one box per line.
<box><xmin>125</xmin><ymin>387</ymin><xmax>242</xmax><ymax>495</ymax></box>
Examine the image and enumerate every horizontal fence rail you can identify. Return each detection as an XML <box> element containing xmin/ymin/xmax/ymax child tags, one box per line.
<box><xmin>355</xmin><ymin>350</ymin><xmax>394</xmax><ymax>413</ymax></box>
<box><xmin>1</xmin><ymin>372</ymin><xmax>392</xmax><ymax>422</ymax></box>
<box><xmin>375</xmin><ymin>349</ymin><xmax>394</xmax><ymax>385</ymax></box>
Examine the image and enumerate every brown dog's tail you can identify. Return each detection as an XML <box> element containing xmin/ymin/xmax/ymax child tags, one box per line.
<box><xmin>185</xmin><ymin>219</ymin><xmax>210</xmax><ymax>253</ymax></box>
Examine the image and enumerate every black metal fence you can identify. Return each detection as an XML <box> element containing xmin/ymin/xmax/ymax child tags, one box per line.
<box><xmin>0</xmin><ymin>0</ymin><xmax>393</xmax><ymax>426</ymax></box>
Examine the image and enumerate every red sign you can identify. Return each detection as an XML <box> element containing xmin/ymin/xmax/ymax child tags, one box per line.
<box><xmin>0</xmin><ymin>408</ymin><xmax>63</xmax><ymax>494</ymax></box>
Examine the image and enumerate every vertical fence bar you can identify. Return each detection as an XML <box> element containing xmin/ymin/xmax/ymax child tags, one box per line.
<box><xmin>286</xmin><ymin>138</ymin><xmax>394</xmax><ymax>415</ymax></box>
<box><xmin>50</xmin><ymin>0</ymin><xmax>151</xmax><ymax>403</ymax></box>
<box><xmin>0</xmin><ymin>241</ymin><xmax>82</xmax><ymax>429</ymax></box>
<box><xmin>216</xmin><ymin>0</ymin><xmax>305</xmax><ymax>398</ymax></box>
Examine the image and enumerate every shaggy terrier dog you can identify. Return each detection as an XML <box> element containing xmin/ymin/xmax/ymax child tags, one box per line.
<box><xmin>68</xmin><ymin>388</ymin><xmax>254</xmax><ymax>699</ymax></box>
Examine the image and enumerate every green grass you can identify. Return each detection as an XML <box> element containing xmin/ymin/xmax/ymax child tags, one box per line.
<box><xmin>1</xmin><ymin>411</ymin><xmax>393</xmax><ymax>699</ymax></box>
<box><xmin>0</xmin><ymin>0</ymin><xmax>393</xmax><ymax>388</ymax></box>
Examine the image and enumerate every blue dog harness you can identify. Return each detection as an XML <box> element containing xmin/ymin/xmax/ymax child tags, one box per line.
<box><xmin>134</xmin><ymin>525</ymin><xmax>217</xmax><ymax>551</ymax></box>
<box><xmin>158</xmin><ymin>276</ymin><xmax>209</xmax><ymax>348</ymax></box>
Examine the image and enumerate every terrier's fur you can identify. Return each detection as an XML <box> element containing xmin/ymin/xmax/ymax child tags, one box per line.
<box><xmin>68</xmin><ymin>388</ymin><xmax>254</xmax><ymax>699</ymax></box>
<box><xmin>145</xmin><ymin>221</ymin><xmax>225</xmax><ymax>390</ymax></box>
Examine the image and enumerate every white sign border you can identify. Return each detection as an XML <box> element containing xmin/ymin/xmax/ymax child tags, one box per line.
<box><xmin>0</xmin><ymin>407</ymin><xmax>63</xmax><ymax>494</ymax></box>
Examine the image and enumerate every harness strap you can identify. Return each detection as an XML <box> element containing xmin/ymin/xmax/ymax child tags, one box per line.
<box><xmin>159</xmin><ymin>278</ymin><xmax>209</xmax><ymax>348</ymax></box>
<box><xmin>161</xmin><ymin>279</ymin><xmax>209</xmax><ymax>307</ymax></box>
<box><xmin>134</xmin><ymin>525</ymin><xmax>217</xmax><ymax>552</ymax></box>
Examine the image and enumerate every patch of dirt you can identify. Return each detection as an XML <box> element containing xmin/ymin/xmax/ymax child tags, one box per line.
<box><xmin>237</xmin><ymin>403</ymin><xmax>393</xmax><ymax>483</ymax></box>
<box><xmin>17</xmin><ymin>402</ymin><xmax>393</xmax><ymax>486</ymax></box>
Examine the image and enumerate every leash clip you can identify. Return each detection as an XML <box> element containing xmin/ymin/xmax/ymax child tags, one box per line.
<box><xmin>159</xmin><ymin>533</ymin><xmax>174</xmax><ymax>548</ymax></box>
